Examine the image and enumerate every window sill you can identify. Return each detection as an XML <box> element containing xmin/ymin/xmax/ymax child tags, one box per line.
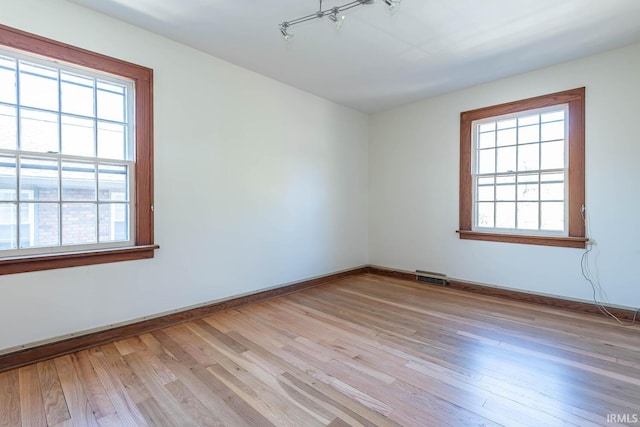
<box><xmin>0</xmin><ymin>244</ymin><xmax>159</xmax><ymax>275</ymax></box>
<box><xmin>457</xmin><ymin>230</ymin><xmax>586</xmax><ymax>249</ymax></box>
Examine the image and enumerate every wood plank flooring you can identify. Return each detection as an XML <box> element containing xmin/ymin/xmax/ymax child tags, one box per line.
<box><xmin>2</xmin><ymin>273</ymin><xmax>640</xmax><ymax>426</ymax></box>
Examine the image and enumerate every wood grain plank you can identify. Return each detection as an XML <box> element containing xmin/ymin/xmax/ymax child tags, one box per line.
<box><xmin>165</xmin><ymin>379</ymin><xmax>225</xmax><ymax>427</ymax></box>
<box><xmin>136</xmin><ymin>397</ymin><xmax>178</xmax><ymax>427</ymax></box>
<box><xmin>70</xmin><ymin>350</ymin><xmax>117</xmax><ymax>419</ymax></box>
<box><xmin>123</xmin><ymin>351</ymin><xmax>196</xmax><ymax>425</ymax></box>
<box><xmin>37</xmin><ymin>360</ymin><xmax>71</xmax><ymax>426</ymax></box>
<box><xmin>161</xmin><ymin>325</ymin><xmax>220</xmax><ymax>368</ymax></box>
<box><xmin>86</xmin><ymin>348</ymin><xmax>148</xmax><ymax>426</ymax></box>
<box><xmin>192</xmin><ymin>365</ymin><xmax>275</xmax><ymax>427</ymax></box>
<box><xmin>227</xmin><ymin>329</ymin><xmax>394</xmax><ymax>426</ymax></box>
<box><xmin>0</xmin><ymin>369</ymin><xmax>21</xmax><ymax>426</ymax></box>
<box><xmin>149</xmin><ymin>329</ymin><xmax>262</xmax><ymax>426</ymax></box>
<box><xmin>122</xmin><ymin>336</ymin><xmax>177</xmax><ymax>385</ymax></box>
<box><xmin>98</xmin><ymin>344</ymin><xmax>151</xmax><ymax>404</ymax></box>
<box><xmin>53</xmin><ymin>355</ymin><xmax>99</xmax><ymax>427</ymax></box>
<box><xmin>206</xmin><ymin>361</ymin><xmax>326</xmax><ymax>427</ymax></box>
<box><xmin>18</xmin><ymin>364</ymin><xmax>47</xmax><ymax>427</ymax></box>
<box><xmin>279</xmin><ymin>371</ymin><xmax>396</xmax><ymax>427</ymax></box>
<box><xmin>328</xmin><ymin>418</ymin><xmax>352</xmax><ymax>427</ymax></box>
<box><xmin>95</xmin><ymin>412</ymin><xmax>125</xmax><ymax>427</ymax></box>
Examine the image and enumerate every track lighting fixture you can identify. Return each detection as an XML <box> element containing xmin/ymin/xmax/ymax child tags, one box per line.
<box><xmin>328</xmin><ymin>7</ymin><xmax>346</xmax><ymax>29</ymax></box>
<box><xmin>279</xmin><ymin>22</ymin><xmax>293</xmax><ymax>40</ymax></box>
<box><xmin>279</xmin><ymin>0</ymin><xmax>400</xmax><ymax>39</ymax></box>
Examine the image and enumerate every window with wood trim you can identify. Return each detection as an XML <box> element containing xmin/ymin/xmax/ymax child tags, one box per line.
<box><xmin>458</xmin><ymin>88</ymin><xmax>586</xmax><ymax>248</ymax></box>
<box><xmin>0</xmin><ymin>24</ymin><xmax>156</xmax><ymax>274</ymax></box>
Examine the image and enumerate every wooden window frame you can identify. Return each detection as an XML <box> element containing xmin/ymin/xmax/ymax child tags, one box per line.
<box><xmin>0</xmin><ymin>24</ymin><xmax>157</xmax><ymax>274</ymax></box>
<box><xmin>458</xmin><ymin>88</ymin><xmax>586</xmax><ymax>249</ymax></box>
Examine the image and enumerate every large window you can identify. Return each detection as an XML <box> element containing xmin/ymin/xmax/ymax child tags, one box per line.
<box><xmin>459</xmin><ymin>88</ymin><xmax>586</xmax><ymax>248</ymax></box>
<box><xmin>0</xmin><ymin>24</ymin><xmax>156</xmax><ymax>274</ymax></box>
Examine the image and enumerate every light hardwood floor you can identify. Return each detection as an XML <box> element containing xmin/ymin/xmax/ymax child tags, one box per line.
<box><xmin>2</xmin><ymin>273</ymin><xmax>640</xmax><ymax>426</ymax></box>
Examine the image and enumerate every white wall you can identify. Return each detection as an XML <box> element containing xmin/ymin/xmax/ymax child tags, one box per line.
<box><xmin>370</xmin><ymin>42</ymin><xmax>640</xmax><ymax>309</ymax></box>
<box><xmin>0</xmin><ymin>0</ymin><xmax>369</xmax><ymax>352</ymax></box>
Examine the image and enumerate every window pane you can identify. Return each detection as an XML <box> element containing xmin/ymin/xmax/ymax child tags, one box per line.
<box><xmin>18</xmin><ymin>203</ymin><xmax>32</xmax><ymax>247</ymax></box>
<box><xmin>20</xmin><ymin>109</ymin><xmax>59</xmax><ymax>153</ymax></box>
<box><xmin>518</xmin><ymin>114</ymin><xmax>539</xmax><ymax>126</ymax></box>
<box><xmin>497</xmin><ymin>118</ymin><xmax>516</xmax><ymax>129</ymax></box>
<box><xmin>61</xmin><ymin>72</ymin><xmax>94</xmax><ymax>117</ymax></box>
<box><xmin>477</xmin><ymin>185</ymin><xmax>494</xmax><ymax>201</ymax></box>
<box><xmin>0</xmin><ymin>155</ymin><xmax>16</xmax><ymax>199</ymax></box>
<box><xmin>477</xmin><ymin>176</ymin><xmax>494</xmax><ymax>186</ymax></box>
<box><xmin>62</xmin><ymin>203</ymin><xmax>97</xmax><ymax>245</ymax></box>
<box><xmin>496</xmin><ymin>146</ymin><xmax>516</xmax><ymax>173</ymax></box>
<box><xmin>541</xmin><ymin>202</ymin><xmax>564</xmax><ymax>231</ymax></box>
<box><xmin>477</xmin><ymin>149</ymin><xmax>495</xmax><ymax>174</ymax></box>
<box><xmin>496</xmin><ymin>175</ymin><xmax>515</xmax><ymax>185</ymax></box>
<box><xmin>0</xmin><ymin>56</ymin><xmax>16</xmax><ymax>104</ymax></box>
<box><xmin>495</xmin><ymin>202</ymin><xmax>515</xmax><ymax>229</ymax></box>
<box><xmin>61</xmin><ymin>116</ymin><xmax>95</xmax><ymax>157</ymax></box>
<box><xmin>517</xmin><ymin>182</ymin><xmax>538</xmax><ymax>201</ymax></box>
<box><xmin>0</xmin><ymin>105</ymin><xmax>17</xmax><ymax>150</ymax></box>
<box><xmin>517</xmin><ymin>143</ymin><xmax>539</xmax><ymax>171</ymax></box>
<box><xmin>99</xmin><ymin>203</ymin><xmax>129</xmax><ymax>242</ymax></box>
<box><xmin>517</xmin><ymin>172</ymin><xmax>539</xmax><ymax>184</ymax></box>
<box><xmin>24</xmin><ymin>203</ymin><xmax>60</xmax><ymax>248</ymax></box>
<box><xmin>540</xmin><ymin>140</ymin><xmax>564</xmax><ymax>170</ymax></box>
<box><xmin>98</xmin><ymin>122</ymin><xmax>126</xmax><ymax>160</ymax></box>
<box><xmin>62</xmin><ymin>161</ymin><xmax>96</xmax><ymax>201</ymax></box>
<box><xmin>0</xmin><ymin>203</ymin><xmax>17</xmax><ymax>249</ymax></box>
<box><xmin>20</xmin><ymin>157</ymin><xmax>59</xmax><ymax>201</ymax></box>
<box><xmin>478</xmin><ymin>131</ymin><xmax>495</xmax><ymax>149</ymax></box>
<box><xmin>541</xmin><ymin>121</ymin><xmax>564</xmax><ymax>142</ymax></box>
<box><xmin>541</xmin><ymin>172</ymin><xmax>563</xmax><ymax>182</ymax></box>
<box><xmin>518</xmin><ymin>124</ymin><xmax>539</xmax><ymax>144</ymax></box>
<box><xmin>479</xmin><ymin>122</ymin><xmax>495</xmax><ymax>132</ymax></box>
<box><xmin>19</xmin><ymin>62</ymin><xmax>58</xmax><ymax>111</ymax></box>
<box><xmin>541</xmin><ymin>110</ymin><xmax>564</xmax><ymax>123</ymax></box>
<box><xmin>517</xmin><ymin>202</ymin><xmax>538</xmax><ymax>230</ymax></box>
<box><xmin>20</xmin><ymin>191</ymin><xmax>33</xmax><ymax>201</ymax></box>
<box><xmin>496</xmin><ymin>184</ymin><xmax>515</xmax><ymax>201</ymax></box>
<box><xmin>496</xmin><ymin>128</ymin><xmax>516</xmax><ymax>147</ymax></box>
<box><xmin>98</xmin><ymin>165</ymin><xmax>128</xmax><ymax>201</ymax></box>
<box><xmin>97</xmin><ymin>81</ymin><xmax>125</xmax><ymax>122</ymax></box>
<box><xmin>540</xmin><ymin>182</ymin><xmax>564</xmax><ymax>201</ymax></box>
<box><xmin>477</xmin><ymin>202</ymin><xmax>494</xmax><ymax>228</ymax></box>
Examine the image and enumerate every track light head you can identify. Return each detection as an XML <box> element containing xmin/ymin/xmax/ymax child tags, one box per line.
<box><xmin>329</xmin><ymin>7</ymin><xmax>346</xmax><ymax>29</ymax></box>
<box><xmin>329</xmin><ymin>9</ymin><xmax>338</xmax><ymax>22</ymax></box>
<box><xmin>279</xmin><ymin>23</ymin><xmax>293</xmax><ymax>41</ymax></box>
<box><xmin>384</xmin><ymin>0</ymin><xmax>402</xmax><ymax>14</ymax></box>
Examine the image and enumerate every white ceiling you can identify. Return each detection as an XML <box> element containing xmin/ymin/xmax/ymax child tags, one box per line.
<box><xmin>68</xmin><ymin>0</ymin><xmax>640</xmax><ymax>113</ymax></box>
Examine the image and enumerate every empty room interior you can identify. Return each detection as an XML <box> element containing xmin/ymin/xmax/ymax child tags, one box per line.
<box><xmin>1</xmin><ymin>0</ymin><xmax>640</xmax><ymax>425</ymax></box>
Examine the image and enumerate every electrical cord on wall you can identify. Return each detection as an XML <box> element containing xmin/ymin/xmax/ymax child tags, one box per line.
<box><xmin>580</xmin><ymin>206</ymin><xmax>640</xmax><ymax>326</ymax></box>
